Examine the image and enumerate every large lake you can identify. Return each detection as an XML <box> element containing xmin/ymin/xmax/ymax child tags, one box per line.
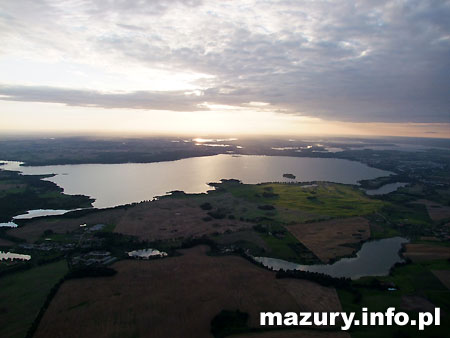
<box><xmin>1</xmin><ymin>155</ymin><xmax>391</xmax><ymax>209</ymax></box>
<box><xmin>255</xmin><ymin>237</ymin><xmax>408</xmax><ymax>279</ymax></box>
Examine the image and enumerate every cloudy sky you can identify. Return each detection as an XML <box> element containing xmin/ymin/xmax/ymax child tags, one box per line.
<box><xmin>1</xmin><ymin>0</ymin><xmax>449</xmax><ymax>137</ymax></box>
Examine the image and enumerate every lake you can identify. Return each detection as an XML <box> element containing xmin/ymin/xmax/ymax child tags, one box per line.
<box><xmin>0</xmin><ymin>155</ymin><xmax>391</xmax><ymax>209</ymax></box>
<box><xmin>254</xmin><ymin>237</ymin><xmax>408</xmax><ymax>279</ymax></box>
<box><xmin>365</xmin><ymin>182</ymin><xmax>408</xmax><ymax>195</ymax></box>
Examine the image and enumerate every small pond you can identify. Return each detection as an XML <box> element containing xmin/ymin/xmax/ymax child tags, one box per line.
<box><xmin>128</xmin><ymin>249</ymin><xmax>168</xmax><ymax>259</ymax></box>
<box><xmin>0</xmin><ymin>251</ymin><xmax>31</xmax><ymax>261</ymax></box>
<box><xmin>0</xmin><ymin>221</ymin><xmax>18</xmax><ymax>228</ymax></box>
<box><xmin>13</xmin><ymin>209</ymin><xmax>74</xmax><ymax>220</ymax></box>
<box><xmin>365</xmin><ymin>183</ymin><xmax>408</xmax><ymax>196</ymax></box>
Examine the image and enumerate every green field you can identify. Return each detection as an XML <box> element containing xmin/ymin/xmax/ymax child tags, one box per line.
<box><xmin>205</xmin><ymin>181</ymin><xmax>384</xmax><ymax>263</ymax></box>
<box><xmin>256</xmin><ymin>223</ymin><xmax>320</xmax><ymax>263</ymax></box>
<box><xmin>158</xmin><ymin>181</ymin><xmax>382</xmax><ymax>264</ymax></box>
<box><xmin>381</xmin><ymin>203</ymin><xmax>432</xmax><ymax>227</ymax></box>
<box><xmin>225</xmin><ymin>182</ymin><xmax>384</xmax><ymax>222</ymax></box>
<box><xmin>0</xmin><ymin>260</ymin><xmax>68</xmax><ymax>338</ymax></box>
<box><xmin>368</xmin><ymin>202</ymin><xmax>434</xmax><ymax>240</ymax></box>
<box><xmin>339</xmin><ymin>259</ymin><xmax>450</xmax><ymax>338</ymax></box>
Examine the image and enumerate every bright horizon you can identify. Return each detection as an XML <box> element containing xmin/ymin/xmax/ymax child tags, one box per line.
<box><xmin>1</xmin><ymin>1</ymin><xmax>449</xmax><ymax>138</ymax></box>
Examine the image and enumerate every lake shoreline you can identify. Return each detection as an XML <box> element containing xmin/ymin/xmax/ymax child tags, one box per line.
<box><xmin>0</xmin><ymin>155</ymin><xmax>391</xmax><ymax>210</ymax></box>
<box><xmin>254</xmin><ymin>237</ymin><xmax>410</xmax><ymax>280</ymax></box>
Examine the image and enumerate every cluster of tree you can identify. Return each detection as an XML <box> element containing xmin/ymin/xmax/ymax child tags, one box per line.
<box><xmin>276</xmin><ymin>269</ymin><xmax>352</xmax><ymax>289</ymax></box>
<box><xmin>93</xmin><ymin>231</ymin><xmax>139</xmax><ymax>253</ymax></box>
<box><xmin>252</xmin><ymin>216</ymin><xmax>275</xmax><ymax>223</ymax></box>
<box><xmin>253</xmin><ymin>224</ymin><xmax>268</xmax><ymax>233</ymax></box>
<box><xmin>0</xmin><ymin>252</ymin><xmax>64</xmax><ymax>278</ymax></box>
<box><xmin>180</xmin><ymin>236</ymin><xmax>219</xmax><ymax>251</ymax></box>
<box><xmin>200</xmin><ymin>202</ymin><xmax>213</xmax><ymax>210</ymax></box>
<box><xmin>25</xmin><ymin>276</ymin><xmax>65</xmax><ymax>338</ymax></box>
<box><xmin>262</xmin><ymin>191</ymin><xmax>279</xmax><ymax>198</ymax></box>
<box><xmin>0</xmin><ymin>170</ymin><xmax>93</xmax><ymax>222</ymax></box>
<box><xmin>207</xmin><ymin>210</ymin><xmax>227</xmax><ymax>219</ymax></box>
<box><xmin>388</xmin><ymin>258</ymin><xmax>411</xmax><ymax>275</ymax></box>
<box><xmin>262</xmin><ymin>187</ymin><xmax>279</xmax><ymax>198</ymax></box>
<box><xmin>286</xmin><ymin>243</ymin><xmax>321</xmax><ymax>264</ymax></box>
<box><xmin>307</xmin><ymin>195</ymin><xmax>319</xmax><ymax>202</ymax></box>
<box><xmin>257</xmin><ymin>204</ymin><xmax>275</xmax><ymax>210</ymax></box>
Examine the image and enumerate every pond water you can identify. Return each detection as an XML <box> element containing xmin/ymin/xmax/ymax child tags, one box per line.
<box><xmin>0</xmin><ymin>221</ymin><xmax>18</xmax><ymax>228</ymax></box>
<box><xmin>0</xmin><ymin>251</ymin><xmax>31</xmax><ymax>261</ymax></box>
<box><xmin>365</xmin><ymin>183</ymin><xmax>408</xmax><ymax>195</ymax></box>
<box><xmin>13</xmin><ymin>209</ymin><xmax>75</xmax><ymax>219</ymax></box>
<box><xmin>1</xmin><ymin>209</ymin><xmax>76</xmax><ymax>227</ymax></box>
<box><xmin>0</xmin><ymin>155</ymin><xmax>391</xmax><ymax>209</ymax></box>
<box><xmin>128</xmin><ymin>249</ymin><xmax>168</xmax><ymax>259</ymax></box>
<box><xmin>254</xmin><ymin>237</ymin><xmax>408</xmax><ymax>280</ymax></box>
<box><xmin>324</xmin><ymin>147</ymin><xmax>344</xmax><ymax>153</ymax></box>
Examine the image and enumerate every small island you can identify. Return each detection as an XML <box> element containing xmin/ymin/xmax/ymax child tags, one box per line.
<box><xmin>283</xmin><ymin>173</ymin><xmax>296</xmax><ymax>179</ymax></box>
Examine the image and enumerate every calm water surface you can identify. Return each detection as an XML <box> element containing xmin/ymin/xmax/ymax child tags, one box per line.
<box><xmin>0</xmin><ymin>221</ymin><xmax>18</xmax><ymax>228</ymax></box>
<box><xmin>1</xmin><ymin>155</ymin><xmax>391</xmax><ymax>209</ymax></box>
<box><xmin>1</xmin><ymin>210</ymin><xmax>75</xmax><ymax>226</ymax></box>
<box><xmin>0</xmin><ymin>251</ymin><xmax>31</xmax><ymax>261</ymax></box>
<box><xmin>13</xmin><ymin>209</ymin><xmax>75</xmax><ymax>219</ymax></box>
<box><xmin>365</xmin><ymin>183</ymin><xmax>408</xmax><ymax>195</ymax></box>
<box><xmin>128</xmin><ymin>249</ymin><xmax>168</xmax><ymax>258</ymax></box>
<box><xmin>255</xmin><ymin>237</ymin><xmax>408</xmax><ymax>279</ymax></box>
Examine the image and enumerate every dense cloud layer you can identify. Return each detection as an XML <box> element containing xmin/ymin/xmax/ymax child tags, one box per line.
<box><xmin>0</xmin><ymin>0</ymin><xmax>449</xmax><ymax>122</ymax></box>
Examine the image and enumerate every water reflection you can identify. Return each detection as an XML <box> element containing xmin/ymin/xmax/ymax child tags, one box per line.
<box><xmin>0</xmin><ymin>251</ymin><xmax>31</xmax><ymax>261</ymax></box>
<box><xmin>365</xmin><ymin>183</ymin><xmax>408</xmax><ymax>195</ymax></box>
<box><xmin>128</xmin><ymin>249</ymin><xmax>168</xmax><ymax>259</ymax></box>
<box><xmin>0</xmin><ymin>222</ymin><xmax>18</xmax><ymax>228</ymax></box>
<box><xmin>255</xmin><ymin>237</ymin><xmax>408</xmax><ymax>280</ymax></box>
<box><xmin>13</xmin><ymin>209</ymin><xmax>74</xmax><ymax>219</ymax></box>
<box><xmin>0</xmin><ymin>155</ymin><xmax>391</xmax><ymax>209</ymax></box>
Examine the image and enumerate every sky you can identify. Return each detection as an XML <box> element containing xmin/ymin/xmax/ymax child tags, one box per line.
<box><xmin>0</xmin><ymin>0</ymin><xmax>449</xmax><ymax>138</ymax></box>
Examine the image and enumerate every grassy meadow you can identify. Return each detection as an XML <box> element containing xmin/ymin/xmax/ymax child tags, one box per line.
<box><xmin>0</xmin><ymin>260</ymin><xmax>68</xmax><ymax>338</ymax></box>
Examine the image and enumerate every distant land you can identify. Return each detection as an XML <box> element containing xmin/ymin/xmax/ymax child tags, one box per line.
<box><xmin>1</xmin><ymin>136</ymin><xmax>449</xmax><ymax>338</ymax></box>
<box><xmin>0</xmin><ymin>136</ymin><xmax>449</xmax><ymax>168</ymax></box>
